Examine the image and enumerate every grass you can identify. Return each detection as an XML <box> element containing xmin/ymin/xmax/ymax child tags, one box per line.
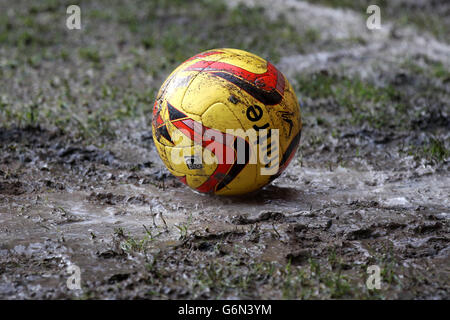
<box><xmin>111</xmin><ymin>228</ymin><xmax>391</xmax><ymax>299</ymax></box>
<box><xmin>364</xmin><ymin>242</ymin><xmax>402</xmax><ymax>296</ymax></box>
<box><xmin>87</xmin><ymin>0</ymin><xmax>312</xmax><ymax>64</ymax></box>
<box><xmin>422</xmin><ymin>138</ymin><xmax>449</xmax><ymax>163</ymax></box>
<box><xmin>397</xmin><ymin>11</ymin><xmax>450</xmax><ymax>44</ymax></box>
<box><xmin>431</xmin><ymin>62</ymin><xmax>450</xmax><ymax>81</ymax></box>
<box><xmin>296</xmin><ymin>65</ymin><xmax>450</xmax><ymax>148</ymax></box>
<box><xmin>175</xmin><ymin>214</ymin><xmax>193</xmax><ymax>240</ymax></box>
<box><xmin>3</xmin><ymin>0</ymin><xmax>445</xmax><ymax>143</ymax></box>
<box><xmin>109</xmin><ymin>225</ymin><xmax>369</xmax><ymax>299</ymax></box>
<box><xmin>0</xmin><ymin>0</ymin><xmax>318</xmax><ymax>142</ymax></box>
<box><xmin>305</xmin><ymin>0</ymin><xmax>450</xmax><ymax>43</ymax></box>
<box><xmin>143</xmin><ymin>250</ymin><xmax>391</xmax><ymax>299</ymax></box>
<box><xmin>115</xmin><ymin>225</ymin><xmax>164</xmax><ymax>253</ymax></box>
<box><xmin>406</xmin><ymin>136</ymin><xmax>449</xmax><ymax>165</ymax></box>
<box><xmin>295</xmin><ymin>72</ymin><xmax>406</xmax><ymax>129</ymax></box>
<box><xmin>401</xmin><ymin>59</ymin><xmax>450</xmax><ymax>82</ymax></box>
<box><xmin>78</xmin><ymin>48</ymin><xmax>102</xmax><ymax>64</ymax></box>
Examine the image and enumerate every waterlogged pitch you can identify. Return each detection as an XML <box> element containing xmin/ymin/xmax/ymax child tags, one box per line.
<box><xmin>152</xmin><ymin>49</ymin><xmax>302</xmax><ymax>195</ymax></box>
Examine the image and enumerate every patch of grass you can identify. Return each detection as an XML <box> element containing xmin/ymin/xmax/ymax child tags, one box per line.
<box><xmin>406</xmin><ymin>136</ymin><xmax>449</xmax><ymax>164</ymax></box>
<box><xmin>189</xmin><ymin>257</ymin><xmax>282</xmax><ymax>299</ymax></box>
<box><xmin>400</xmin><ymin>59</ymin><xmax>426</xmax><ymax>75</ymax></box>
<box><xmin>175</xmin><ymin>214</ymin><xmax>193</xmax><ymax>240</ymax></box>
<box><xmin>135</xmin><ymin>243</ymin><xmax>387</xmax><ymax>300</ymax></box>
<box><xmin>397</xmin><ymin>12</ymin><xmax>450</xmax><ymax>44</ymax></box>
<box><xmin>78</xmin><ymin>48</ymin><xmax>102</xmax><ymax>64</ymax></box>
<box><xmin>305</xmin><ymin>0</ymin><xmax>387</xmax><ymax>12</ymax></box>
<box><xmin>281</xmin><ymin>257</ymin><xmax>355</xmax><ymax>299</ymax></box>
<box><xmin>362</xmin><ymin>242</ymin><xmax>403</xmax><ymax>298</ymax></box>
<box><xmin>401</xmin><ymin>59</ymin><xmax>450</xmax><ymax>82</ymax></box>
<box><xmin>0</xmin><ymin>0</ymin><xmax>319</xmax><ymax>141</ymax></box>
<box><xmin>184</xmin><ymin>253</ymin><xmax>380</xmax><ymax>299</ymax></box>
<box><xmin>423</xmin><ymin>138</ymin><xmax>449</xmax><ymax>163</ymax></box>
<box><xmin>0</xmin><ymin>7</ymin><xmax>63</xmax><ymax>49</ymax></box>
<box><xmin>117</xmin><ymin>225</ymin><xmax>164</xmax><ymax>253</ymax></box>
<box><xmin>120</xmin><ymin>236</ymin><xmax>147</xmax><ymax>252</ymax></box>
<box><xmin>295</xmin><ymin>72</ymin><xmax>405</xmax><ymax>129</ymax></box>
<box><xmin>99</xmin><ymin>0</ymin><xmax>314</xmax><ymax>64</ymax></box>
<box><xmin>28</xmin><ymin>0</ymin><xmax>62</xmax><ymax>14</ymax></box>
<box><xmin>431</xmin><ymin>62</ymin><xmax>450</xmax><ymax>80</ymax></box>
<box><xmin>306</xmin><ymin>0</ymin><xmax>450</xmax><ymax>43</ymax></box>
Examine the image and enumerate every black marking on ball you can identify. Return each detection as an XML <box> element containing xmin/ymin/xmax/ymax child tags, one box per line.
<box><xmin>157</xmin><ymin>124</ymin><xmax>173</xmax><ymax>144</ymax></box>
<box><xmin>168</xmin><ymin>102</ymin><xmax>188</xmax><ymax>121</ymax></box>
<box><xmin>212</xmin><ymin>71</ymin><xmax>282</xmax><ymax>105</ymax></box>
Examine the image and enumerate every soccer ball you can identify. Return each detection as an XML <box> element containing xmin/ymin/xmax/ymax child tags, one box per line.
<box><xmin>152</xmin><ymin>48</ymin><xmax>301</xmax><ymax>195</ymax></box>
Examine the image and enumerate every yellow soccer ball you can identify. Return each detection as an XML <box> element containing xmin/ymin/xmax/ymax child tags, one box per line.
<box><xmin>152</xmin><ymin>48</ymin><xmax>301</xmax><ymax>195</ymax></box>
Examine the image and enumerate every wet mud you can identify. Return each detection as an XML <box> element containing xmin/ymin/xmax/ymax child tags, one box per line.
<box><xmin>0</xmin><ymin>0</ymin><xmax>449</xmax><ymax>299</ymax></box>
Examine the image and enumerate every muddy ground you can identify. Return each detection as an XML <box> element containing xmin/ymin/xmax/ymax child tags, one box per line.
<box><xmin>0</xmin><ymin>0</ymin><xmax>449</xmax><ymax>299</ymax></box>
